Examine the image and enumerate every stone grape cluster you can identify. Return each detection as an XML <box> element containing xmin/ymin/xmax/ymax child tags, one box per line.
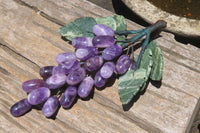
<box><xmin>10</xmin><ymin>24</ymin><xmax>136</xmax><ymax>118</ymax></box>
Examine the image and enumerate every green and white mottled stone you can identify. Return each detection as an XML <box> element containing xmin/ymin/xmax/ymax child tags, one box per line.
<box><xmin>96</xmin><ymin>16</ymin><xmax>117</xmax><ymax>30</ymax></box>
<box><xmin>118</xmin><ymin>69</ymin><xmax>146</xmax><ymax>104</ymax></box>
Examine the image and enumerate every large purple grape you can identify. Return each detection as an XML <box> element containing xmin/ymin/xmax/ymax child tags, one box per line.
<box><xmin>56</xmin><ymin>52</ymin><xmax>76</xmax><ymax>64</ymax></box>
<box><xmin>115</xmin><ymin>55</ymin><xmax>131</xmax><ymax>74</ymax></box>
<box><xmin>78</xmin><ymin>77</ymin><xmax>94</xmax><ymax>98</ymax></box>
<box><xmin>45</xmin><ymin>74</ymin><xmax>67</xmax><ymax>89</ymax></box>
<box><xmin>93</xmin><ymin>24</ymin><xmax>114</xmax><ymax>36</ymax></box>
<box><xmin>53</xmin><ymin>60</ymin><xmax>80</xmax><ymax>75</ymax></box>
<box><xmin>94</xmin><ymin>71</ymin><xmax>107</xmax><ymax>88</ymax></box>
<box><xmin>102</xmin><ymin>44</ymin><xmax>122</xmax><ymax>60</ymax></box>
<box><xmin>60</xmin><ymin>86</ymin><xmax>77</xmax><ymax>108</ymax></box>
<box><xmin>22</xmin><ymin>79</ymin><xmax>45</xmax><ymax>93</ymax></box>
<box><xmin>92</xmin><ymin>36</ymin><xmax>115</xmax><ymax>48</ymax></box>
<box><xmin>66</xmin><ymin>68</ymin><xmax>86</xmax><ymax>86</ymax></box>
<box><xmin>75</xmin><ymin>47</ymin><xmax>98</xmax><ymax>61</ymax></box>
<box><xmin>84</xmin><ymin>56</ymin><xmax>104</xmax><ymax>72</ymax></box>
<box><xmin>27</xmin><ymin>87</ymin><xmax>50</xmax><ymax>105</ymax></box>
<box><xmin>100</xmin><ymin>62</ymin><xmax>115</xmax><ymax>79</ymax></box>
<box><xmin>40</xmin><ymin>66</ymin><xmax>55</xmax><ymax>80</ymax></box>
<box><xmin>72</xmin><ymin>37</ymin><xmax>93</xmax><ymax>48</ymax></box>
<box><xmin>42</xmin><ymin>96</ymin><xmax>59</xmax><ymax>117</ymax></box>
<box><xmin>10</xmin><ymin>99</ymin><xmax>32</xmax><ymax>117</ymax></box>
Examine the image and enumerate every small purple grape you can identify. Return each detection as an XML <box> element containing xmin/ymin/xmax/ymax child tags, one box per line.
<box><xmin>115</xmin><ymin>55</ymin><xmax>131</xmax><ymax>74</ymax></box>
<box><xmin>10</xmin><ymin>99</ymin><xmax>32</xmax><ymax>117</ymax></box>
<box><xmin>92</xmin><ymin>36</ymin><xmax>115</xmax><ymax>48</ymax></box>
<box><xmin>93</xmin><ymin>24</ymin><xmax>114</xmax><ymax>36</ymax></box>
<box><xmin>66</xmin><ymin>68</ymin><xmax>86</xmax><ymax>86</ymax></box>
<box><xmin>42</xmin><ymin>96</ymin><xmax>59</xmax><ymax>117</ymax></box>
<box><xmin>56</xmin><ymin>52</ymin><xmax>76</xmax><ymax>64</ymax></box>
<box><xmin>27</xmin><ymin>87</ymin><xmax>50</xmax><ymax>105</ymax></box>
<box><xmin>102</xmin><ymin>44</ymin><xmax>122</xmax><ymax>60</ymax></box>
<box><xmin>84</xmin><ymin>56</ymin><xmax>104</xmax><ymax>72</ymax></box>
<box><xmin>130</xmin><ymin>60</ymin><xmax>136</xmax><ymax>70</ymax></box>
<box><xmin>60</xmin><ymin>86</ymin><xmax>77</xmax><ymax>108</ymax></box>
<box><xmin>78</xmin><ymin>77</ymin><xmax>94</xmax><ymax>98</ymax></box>
<box><xmin>100</xmin><ymin>62</ymin><xmax>115</xmax><ymax>79</ymax></box>
<box><xmin>94</xmin><ymin>71</ymin><xmax>107</xmax><ymax>88</ymax></box>
<box><xmin>40</xmin><ymin>66</ymin><xmax>55</xmax><ymax>80</ymax></box>
<box><xmin>72</xmin><ymin>37</ymin><xmax>93</xmax><ymax>48</ymax></box>
<box><xmin>45</xmin><ymin>74</ymin><xmax>67</xmax><ymax>89</ymax></box>
<box><xmin>75</xmin><ymin>47</ymin><xmax>98</xmax><ymax>61</ymax></box>
<box><xmin>22</xmin><ymin>79</ymin><xmax>45</xmax><ymax>93</ymax></box>
<box><xmin>53</xmin><ymin>60</ymin><xmax>80</xmax><ymax>75</ymax></box>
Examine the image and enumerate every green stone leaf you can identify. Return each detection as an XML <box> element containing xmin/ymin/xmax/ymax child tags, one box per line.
<box><xmin>150</xmin><ymin>47</ymin><xmax>164</xmax><ymax>81</ymax></box>
<box><xmin>115</xmin><ymin>35</ymin><xmax>126</xmax><ymax>45</ymax></box>
<box><xmin>59</xmin><ymin>17</ymin><xmax>96</xmax><ymax>41</ymax></box>
<box><xmin>147</xmin><ymin>41</ymin><xmax>164</xmax><ymax>81</ymax></box>
<box><xmin>113</xmin><ymin>15</ymin><xmax>127</xmax><ymax>31</ymax></box>
<box><xmin>139</xmin><ymin>48</ymin><xmax>153</xmax><ymax>91</ymax></box>
<box><xmin>118</xmin><ymin>69</ymin><xmax>146</xmax><ymax>105</ymax></box>
<box><xmin>96</xmin><ymin>16</ymin><xmax>117</xmax><ymax>30</ymax></box>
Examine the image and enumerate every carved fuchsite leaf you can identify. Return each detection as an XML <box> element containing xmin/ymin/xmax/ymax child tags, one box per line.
<box><xmin>147</xmin><ymin>41</ymin><xmax>163</xmax><ymax>81</ymax></box>
<box><xmin>59</xmin><ymin>17</ymin><xmax>97</xmax><ymax>41</ymax></box>
<box><xmin>118</xmin><ymin>69</ymin><xmax>146</xmax><ymax>104</ymax></box>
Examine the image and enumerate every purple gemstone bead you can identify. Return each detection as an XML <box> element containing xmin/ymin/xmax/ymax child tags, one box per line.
<box><xmin>78</xmin><ymin>77</ymin><xmax>94</xmax><ymax>98</ymax></box>
<box><xmin>72</xmin><ymin>37</ymin><xmax>93</xmax><ymax>48</ymax></box>
<box><xmin>53</xmin><ymin>60</ymin><xmax>80</xmax><ymax>75</ymax></box>
<box><xmin>75</xmin><ymin>47</ymin><xmax>98</xmax><ymax>61</ymax></box>
<box><xmin>102</xmin><ymin>44</ymin><xmax>122</xmax><ymax>60</ymax></box>
<box><xmin>130</xmin><ymin>60</ymin><xmax>136</xmax><ymax>70</ymax></box>
<box><xmin>45</xmin><ymin>74</ymin><xmax>67</xmax><ymax>89</ymax></box>
<box><xmin>66</xmin><ymin>68</ymin><xmax>86</xmax><ymax>86</ymax></box>
<box><xmin>22</xmin><ymin>79</ymin><xmax>45</xmax><ymax>93</ymax></box>
<box><xmin>94</xmin><ymin>71</ymin><xmax>107</xmax><ymax>88</ymax></box>
<box><xmin>42</xmin><ymin>96</ymin><xmax>59</xmax><ymax>117</ymax></box>
<box><xmin>115</xmin><ymin>55</ymin><xmax>131</xmax><ymax>74</ymax></box>
<box><xmin>93</xmin><ymin>24</ymin><xmax>114</xmax><ymax>36</ymax></box>
<box><xmin>56</xmin><ymin>52</ymin><xmax>76</xmax><ymax>64</ymax></box>
<box><xmin>10</xmin><ymin>99</ymin><xmax>32</xmax><ymax>117</ymax></box>
<box><xmin>40</xmin><ymin>66</ymin><xmax>55</xmax><ymax>80</ymax></box>
<box><xmin>27</xmin><ymin>87</ymin><xmax>50</xmax><ymax>105</ymax></box>
<box><xmin>84</xmin><ymin>56</ymin><xmax>104</xmax><ymax>72</ymax></box>
<box><xmin>60</xmin><ymin>86</ymin><xmax>77</xmax><ymax>108</ymax></box>
<box><xmin>92</xmin><ymin>36</ymin><xmax>115</xmax><ymax>48</ymax></box>
<box><xmin>100</xmin><ymin>62</ymin><xmax>115</xmax><ymax>79</ymax></box>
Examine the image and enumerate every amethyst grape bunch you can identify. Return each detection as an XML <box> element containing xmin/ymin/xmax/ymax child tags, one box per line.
<box><xmin>10</xmin><ymin>15</ymin><xmax>166</xmax><ymax>117</ymax></box>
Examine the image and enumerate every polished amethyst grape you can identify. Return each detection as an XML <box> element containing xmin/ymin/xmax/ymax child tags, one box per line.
<box><xmin>92</xmin><ymin>36</ymin><xmax>115</xmax><ymax>48</ymax></box>
<box><xmin>84</xmin><ymin>56</ymin><xmax>104</xmax><ymax>72</ymax></box>
<box><xmin>42</xmin><ymin>96</ymin><xmax>59</xmax><ymax>117</ymax></box>
<box><xmin>56</xmin><ymin>52</ymin><xmax>76</xmax><ymax>64</ymax></box>
<box><xmin>102</xmin><ymin>44</ymin><xmax>122</xmax><ymax>60</ymax></box>
<box><xmin>72</xmin><ymin>37</ymin><xmax>93</xmax><ymax>48</ymax></box>
<box><xmin>66</xmin><ymin>68</ymin><xmax>86</xmax><ymax>86</ymax></box>
<box><xmin>78</xmin><ymin>77</ymin><xmax>94</xmax><ymax>98</ymax></box>
<box><xmin>45</xmin><ymin>74</ymin><xmax>67</xmax><ymax>89</ymax></box>
<box><xmin>10</xmin><ymin>99</ymin><xmax>32</xmax><ymax>117</ymax></box>
<box><xmin>22</xmin><ymin>79</ymin><xmax>45</xmax><ymax>93</ymax></box>
<box><xmin>27</xmin><ymin>87</ymin><xmax>50</xmax><ymax>105</ymax></box>
<box><xmin>75</xmin><ymin>47</ymin><xmax>98</xmax><ymax>61</ymax></box>
<box><xmin>115</xmin><ymin>55</ymin><xmax>131</xmax><ymax>74</ymax></box>
<box><xmin>93</xmin><ymin>24</ymin><xmax>114</xmax><ymax>36</ymax></box>
<box><xmin>100</xmin><ymin>62</ymin><xmax>115</xmax><ymax>79</ymax></box>
<box><xmin>94</xmin><ymin>71</ymin><xmax>107</xmax><ymax>88</ymax></box>
<box><xmin>60</xmin><ymin>86</ymin><xmax>77</xmax><ymax>108</ymax></box>
<box><xmin>130</xmin><ymin>60</ymin><xmax>136</xmax><ymax>70</ymax></box>
<box><xmin>40</xmin><ymin>66</ymin><xmax>55</xmax><ymax>80</ymax></box>
<box><xmin>53</xmin><ymin>60</ymin><xmax>80</xmax><ymax>75</ymax></box>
